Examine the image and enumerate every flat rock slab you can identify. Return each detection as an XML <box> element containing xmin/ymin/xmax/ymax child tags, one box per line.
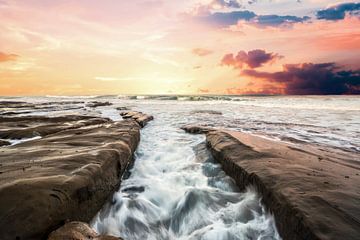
<box><xmin>205</xmin><ymin>130</ymin><xmax>360</xmax><ymax>240</ymax></box>
<box><xmin>0</xmin><ymin>115</ymin><xmax>109</xmax><ymax>139</ymax></box>
<box><xmin>0</xmin><ymin>101</ymin><xmax>85</xmax><ymax>116</ymax></box>
<box><xmin>86</xmin><ymin>101</ymin><xmax>113</xmax><ymax>108</ymax></box>
<box><xmin>120</xmin><ymin>111</ymin><xmax>153</xmax><ymax>127</ymax></box>
<box><xmin>0</xmin><ymin>116</ymin><xmax>140</xmax><ymax>240</ymax></box>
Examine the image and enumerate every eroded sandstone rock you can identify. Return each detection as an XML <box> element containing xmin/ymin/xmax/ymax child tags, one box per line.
<box><xmin>205</xmin><ymin>130</ymin><xmax>360</xmax><ymax>240</ymax></box>
<box><xmin>120</xmin><ymin>111</ymin><xmax>154</xmax><ymax>127</ymax></box>
<box><xmin>0</xmin><ymin>116</ymin><xmax>140</xmax><ymax>240</ymax></box>
<box><xmin>48</xmin><ymin>221</ymin><xmax>122</xmax><ymax>240</ymax></box>
<box><xmin>0</xmin><ymin>115</ymin><xmax>109</xmax><ymax>139</ymax></box>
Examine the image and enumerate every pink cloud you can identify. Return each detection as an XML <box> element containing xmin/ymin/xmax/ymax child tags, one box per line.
<box><xmin>192</xmin><ymin>48</ymin><xmax>213</xmax><ymax>56</ymax></box>
<box><xmin>221</xmin><ymin>49</ymin><xmax>281</xmax><ymax>69</ymax></box>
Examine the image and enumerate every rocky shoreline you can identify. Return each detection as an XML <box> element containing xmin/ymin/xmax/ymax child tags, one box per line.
<box><xmin>0</xmin><ymin>109</ymin><xmax>153</xmax><ymax>240</ymax></box>
<box><xmin>1</xmin><ymin>98</ymin><xmax>359</xmax><ymax>239</ymax></box>
<box><xmin>183</xmin><ymin>126</ymin><xmax>360</xmax><ymax>240</ymax></box>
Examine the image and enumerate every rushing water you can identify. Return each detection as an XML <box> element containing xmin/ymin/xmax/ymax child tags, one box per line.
<box><xmin>91</xmin><ymin>111</ymin><xmax>280</xmax><ymax>239</ymax></box>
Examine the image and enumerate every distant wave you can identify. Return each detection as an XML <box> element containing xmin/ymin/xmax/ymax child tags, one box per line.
<box><xmin>45</xmin><ymin>95</ymin><xmax>100</xmax><ymax>99</ymax></box>
<box><xmin>117</xmin><ymin>95</ymin><xmax>256</xmax><ymax>101</ymax></box>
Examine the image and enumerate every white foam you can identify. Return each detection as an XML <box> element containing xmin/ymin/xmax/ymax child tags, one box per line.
<box><xmin>6</xmin><ymin>136</ymin><xmax>42</xmax><ymax>146</ymax></box>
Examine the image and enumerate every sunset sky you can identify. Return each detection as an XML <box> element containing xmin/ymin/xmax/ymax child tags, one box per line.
<box><xmin>0</xmin><ymin>0</ymin><xmax>359</xmax><ymax>95</ymax></box>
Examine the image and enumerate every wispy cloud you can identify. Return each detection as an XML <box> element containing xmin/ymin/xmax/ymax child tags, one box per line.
<box><xmin>0</xmin><ymin>52</ymin><xmax>18</xmax><ymax>62</ymax></box>
<box><xmin>94</xmin><ymin>77</ymin><xmax>121</xmax><ymax>81</ymax></box>
<box><xmin>192</xmin><ymin>48</ymin><xmax>213</xmax><ymax>56</ymax></box>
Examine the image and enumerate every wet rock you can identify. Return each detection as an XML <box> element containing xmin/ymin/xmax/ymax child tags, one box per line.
<box><xmin>48</xmin><ymin>221</ymin><xmax>122</xmax><ymax>240</ymax></box>
<box><xmin>0</xmin><ymin>140</ymin><xmax>10</xmax><ymax>146</ymax></box>
<box><xmin>0</xmin><ymin>116</ymin><xmax>140</xmax><ymax>240</ymax></box>
<box><xmin>206</xmin><ymin>130</ymin><xmax>360</xmax><ymax>240</ymax></box>
<box><xmin>181</xmin><ymin>125</ymin><xmax>214</xmax><ymax>134</ymax></box>
<box><xmin>120</xmin><ymin>111</ymin><xmax>153</xmax><ymax>127</ymax></box>
<box><xmin>86</xmin><ymin>101</ymin><xmax>113</xmax><ymax>108</ymax></box>
<box><xmin>0</xmin><ymin>115</ymin><xmax>109</xmax><ymax>139</ymax></box>
<box><xmin>0</xmin><ymin>101</ymin><xmax>86</xmax><ymax>116</ymax></box>
<box><xmin>122</xmin><ymin>186</ymin><xmax>145</xmax><ymax>193</ymax></box>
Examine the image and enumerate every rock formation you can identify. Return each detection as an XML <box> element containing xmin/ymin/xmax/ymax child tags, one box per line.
<box><xmin>120</xmin><ymin>111</ymin><xmax>154</xmax><ymax>127</ymax></box>
<box><xmin>0</xmin><ymin>115</ymin><xmax>140</xmax><ymax>240</ymax></box>
<box><xmin>203</xmin><ymin>130</ymin><xmax>360</xmax><ymax>240</ymax></box>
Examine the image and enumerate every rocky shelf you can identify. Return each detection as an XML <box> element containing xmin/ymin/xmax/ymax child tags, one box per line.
<box><xmin>0</xmin><ymin>114</ymin><xmax>153</xmax><ymax>240</ymax></box>
<box><xmin>182</xmin><ymin>126</ymin><xmax>360</xmax><ymax>240</ymax></box>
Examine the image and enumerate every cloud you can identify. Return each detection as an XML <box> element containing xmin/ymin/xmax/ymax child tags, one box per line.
<box><xmin>221</xmin><ymin>49</ymin><xmax>281</xmax><ymax>69</ymax></box>
<box><xmin>211</xmin><ymin>0</ymin><xmax>241</xmax><ymax>8</ymax></box>
<box><xmin>198</xmin><ymin>88</ymin><xmax>210</xmax><ymax>93</ymax></box>
<box><xmin>192</xmin><ymin>0</ymin><xmax>242</xmax><ymax>15</ymax></box>
<box><xmin>242</xmin><ymin>63</ymin><xmax>360</xmax><ymax>94</ymax></box>
<box><xmin>192</xmin><ymin>48</ymin><xmax>213</xmax><ymax>56</ymax></box>
<box><xmin>316</xmin><ymin>2</ymin><xmax>360</xmax><ymax>20</ymax></box>
<box><xmin>252</xmin><ymin>15</ymin><xmax>310</xmax><ymax>27</ymax></box>
<box><xmin>203</xmin><ymin>11</ymin><xmax>256</xmax><ymax>26</ymax></box>
<box><xmin>94</xmin><ymin>77</ymin><xmax>121</xmax><ymax>81</ymax></box>
<box><xmin>0</xmin><ymin>52</ymin><xmax>18</xmax><ymax>62</ymax></box>
<box><xmin>199</xmin><ymin>9</ymin><xmax>309</xmax><ymax>28</ymax></box>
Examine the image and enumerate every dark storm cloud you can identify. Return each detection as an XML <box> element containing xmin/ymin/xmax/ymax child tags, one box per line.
<box><xmin>316</xmin><ymin>2</ymin><xmax>360</xmax><ymax>20</ymax></box>
<box><xmin>242</xmin><ymin>63</ymin><xmax>360</xmax><ymax>95</ymax></box>
<box><xmin>221</xmin><ymin>49</ymin><xmax>281</xmax><ymax>69</ymax></box>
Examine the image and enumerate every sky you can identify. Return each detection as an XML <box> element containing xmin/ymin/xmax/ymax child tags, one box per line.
<box><xmin>0</xmin><ymin>0</ymin><xmax>359</xmax><ymax>95</ymax></box>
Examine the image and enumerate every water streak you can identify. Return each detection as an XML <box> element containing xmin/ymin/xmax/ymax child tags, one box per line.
<box><xmin>92</xmin><ymin>115</ymin><xmax>280</xmax><ymax>240</ymax></box>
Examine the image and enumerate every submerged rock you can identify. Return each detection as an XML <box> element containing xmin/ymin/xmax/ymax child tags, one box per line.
<box><xmin>191</xmin><ymin>110</ymin><xmax>222</xmax><ymax>115</ymax></box>
<box><xmin>86</xmin><ymin>101</ymin><xmax>113</xmax><ymax>108</ymax></box>
<box><xmin>120</xmin><ymin>111</ymin><xmax>154</xmax><ymax>127</ymax></box>
<box><xmin>181</xmin><ymin>125</ymin><xmax>214</xmax><ymax>134</ymax></box>
<box><xmin>116</xmin><ymin>107</ymin><xmax>130</xmax><ymax>111</ymax></box>
<box><xmin>48</xmin><ymin>221</ymin><xmax>122</xmax><ymax>240</ymax></box>
<box><xmin>0</xmin><ymin>116</ymin><xmax>140</xmax><ymax>240</ymax></box>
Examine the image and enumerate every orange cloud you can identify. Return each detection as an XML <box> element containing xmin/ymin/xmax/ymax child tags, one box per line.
<box><xmin>198</xmin><ymin>88</ymin><xmax>210</xmax><ymax>93</ymax></box>
<box><xmin>0</xmin><ymin>52</ymin><xmax>18</xmax><ymax>62</ymax></box>
<box><xmin>314</xmin><ymin>32</ymin><xmax>360</xmax><ymax>51</ymax></box>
